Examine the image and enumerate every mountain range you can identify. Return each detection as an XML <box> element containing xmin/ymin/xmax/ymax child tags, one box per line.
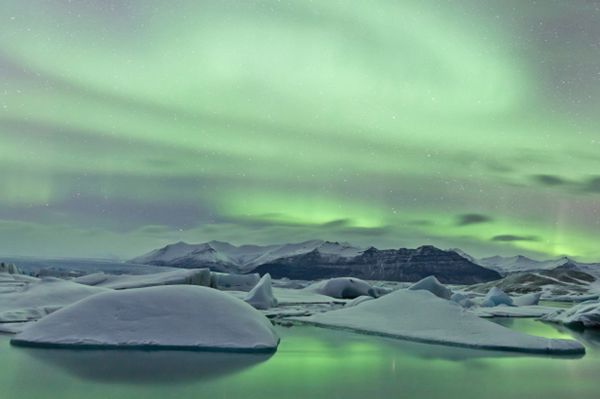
<box><xmin>130</xmin><ymin>240</ymin><xmax>502</xmax><ymax>284</ymax></box>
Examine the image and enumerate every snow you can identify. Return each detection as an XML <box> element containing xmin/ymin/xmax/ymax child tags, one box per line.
<box><xmin>290</xmin><ymin>289</ymin><xmax>584</xmax><ymax>355</ymax></box>
<box><xmin>513</xmin><ymin>292</ymin><xmax>541</xmax><ymax>306</ymax></box>
<box><xmin>73</xmin><ymin>269</ymin><xmax>211</xmax><ymax>290</ymax></box>
<box><xmin>542</xmin><ymin>300</ymin><xmax>600</xmax><ymax>328</ymax></box>
<box><xmin>11</xmin><ymin>285</ymin><xmax>280</xmax><ymax>352</ymax></box>
<box><xmin>0</xmin><ymin>277</ymin><xmax>108</xmax><ymax>323</ymax></box>
<box><xmin>245</xmin><ymin>273</ymin><xmax>278</xmax><ymax>310</ymax></box>
<box><xmin>408</xmin><ymin>276</ymin><xmax>452</xmax><ymax>299</ymax></box>
<box><xmin>131</xmin><ymin>240</ymin><xmax>364</xmax><ymax>272</ymax></box>
<box><xmin>305</xmin><ymin>277</ymin><xmax>373</xmax><ymax>299</ymax></box>
<box><xmin>481</xmin><ymin>287</ymin><xmax>514</xmax><ymax>307</ymax></box>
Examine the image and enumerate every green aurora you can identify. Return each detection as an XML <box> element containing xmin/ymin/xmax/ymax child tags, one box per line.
<box><xmin>0</xmin><ymin>1</ymin><xmax>599</xmax><ymax>260</ymax></box>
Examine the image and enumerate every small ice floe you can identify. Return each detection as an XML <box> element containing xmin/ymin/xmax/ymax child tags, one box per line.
<box><xmin>11</xmin><ymin>285</ymin><xmax>280</xmax><ymax>352</ymax></box>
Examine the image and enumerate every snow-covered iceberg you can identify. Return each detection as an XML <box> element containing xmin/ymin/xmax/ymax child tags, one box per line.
<box><xmin>11</xmin><ymin>285</ymin><xmax>280</xmax><ymax>352</ymax></box>
<box><xmin>481</xmin><ymin>287</ymin><xmax>514</xmax><ymax>307</ymax></box>
<box><xmin>542</xmin><ymin>300</ymin><xmax>600</xmax><ymax>328</ymax></box>
<box><xmin>0</xmin><ymin>277</ymin><xmax>108</xmax><ymax>323</ymax></box>
<box><xmin>305</xmin><ymin>277</ymin><xmax>373</xmax><ymax>299</ymax></box>
<box><xmin>74</xmin><ymin>269</ymin><xmax>211</xmax><ymax>290</ymax></box>
<box><xmin>408</xmin><ymin>276</ymin><xmax>452</xmax><ymax>299</ymax></box>
<box><xmin>290</xmin><ymin>289</ymin><xmax>584</xmax><ymax>355</ymax></box>
<box><xmin>210</xmin><ymin>272</ymin><xmax>260</xmax><ymax>291</ymax></box>
<box><xmin>245</xmin><ymin>274</ymin><xmax>278</xmax><ymax>310</ymax></box>
<box><xmin>450</xmin><ymin>292</ymin><xmax>475</xmax><ymax>308</ymax></box>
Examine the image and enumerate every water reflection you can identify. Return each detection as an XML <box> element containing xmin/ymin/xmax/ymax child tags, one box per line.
<box><xmin>20</xmin><ymin>348</ymin><xmax>273</xmax><ymax>384</ymax></box>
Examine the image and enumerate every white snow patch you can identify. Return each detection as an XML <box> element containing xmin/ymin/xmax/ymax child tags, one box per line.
<box><xmin>73</xmin><ymin>269</ymin><xmax>211</xmax><ymax>290</ymax></box>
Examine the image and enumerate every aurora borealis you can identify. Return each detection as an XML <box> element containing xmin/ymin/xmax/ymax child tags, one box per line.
<box><xmin>1</xmin><ymin>1</ymin><xmax>599</xmax><ymax>260</ymax></box>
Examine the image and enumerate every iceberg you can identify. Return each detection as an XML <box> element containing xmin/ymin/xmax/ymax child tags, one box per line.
<box><xmin>0</xmin><ymin>277</ymin><xmax>108</xmax><ymax>323</ymax></box>
<box><xmin>513</xmin><ymin>292</ymin><xmax>541</xmax><ymax>306</ymax></box>
<box><xmin>542</xmin><ymin>300</ymin><xmax>600</xmax><ymax>328</ymax></box>
<box><xmin>245</xmin><ymin>273</ymin><xmax>278</xmax><ymax>310</ymax></box>
<box><xmin>290</xmin><ymin>289</ymin><xmax>584</xmax><ymax>355</ymax></box>
<box><xmin>11</xmin><ymin>285</ymin><xmax>280</xmax><ymax>352</ymax></box>
<box><xmin>73</xmin><ymin>269</ymin><xmax>211</xmax><ymax>290</ymax></box>
<box><xmin>408</xmin><ymin>276</ymin><xmax>452</xmax><ymax>299</ymax></box>
<box><xmin>305</xmin><ymin>277</ymin><xmax>373</xmax><ymax>299</ymax></box>
<box><xmin>481</xmin><ymin>287</ymin><xmax>514</xmax><ymax>307</ymax></box>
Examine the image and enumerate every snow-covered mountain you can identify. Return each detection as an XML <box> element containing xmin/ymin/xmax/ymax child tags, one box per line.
<box><xmin>478</xmin><ymin>255</ymin><xmax>600</xmax><ymax>278</ymax></box>
<box><xmin>131</xmin><ymin>241</ymin><xmax>501</xmax><ymax>284</ymax></box>
<box><xmin>130</xmin><ymin>240</ymin><xmax>363</xmax><ymax>273</ymax></box>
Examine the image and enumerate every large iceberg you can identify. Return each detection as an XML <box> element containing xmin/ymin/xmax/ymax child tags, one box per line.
<box><xmin>305</xmin><ymin>277</ymin><xmax>373</xmax><ymax>299</ymax></box>
<box><xmin>290</xmin><ymin>289</ymin><xmax>584</xmax><ymax>355</ymax></box>
<box><xmin>408</xmin><ymin>276</ymin><xmax>452</xmax><ymax>299</ymax></box>
<box><xmin>245</xmin><ymin>273</ymin><xmax>278</xmax><ymax>310</ymax></box>
<box><xmin>542</xmin><ymin>300</ymin><xmax>600</xmax><ymax>328</ymax></box>
<box><xmin>74</xmin><ymin>269</ymin><xmax>211</xmax><ymax>290</ymax></box>
<box><xmin>11</xmin><ymin>285</ymin><xmax>280</xmax><ymax>352</ymax></box>
<box><xmin>513</xmin><ymin>292</ymin><xmax>541</xmax><ymax>306</ymax></box>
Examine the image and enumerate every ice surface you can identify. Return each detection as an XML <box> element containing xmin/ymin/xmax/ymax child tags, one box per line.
<box><xmin>245</xmin><ymin>273</ymin><xmax>278</xmax><ymax>310</ymax></box>
<box><xmin>210</xmin><ymin>272</ymin><xmax>260</xmax><ymax>291</ymax></box>
<box><xmin>305</xmin><ymin>277</ymin><xmax>373</xmax><ymax>299</ymax></box>
<box><xmin>345</xmin><ymin>295</ymin><xmax>374</xmax><ymax>307</ymax></box>
<box><xmin>472</xmin><ymin>305</ymin><xmax>557</xmax><ymax>318</ymax></box>
<box><xmin>542</xmin><ymin>300</ymin><xmax>600</xmax><ymax>328</ymax></box>
<box><xmin>408</xmin><ymin>276</ymin><xmax>452</xmax><ymax>299</ymax></box>
<box><xmin>11</xmin><ymin>285</ymin><xmax>280</xmax><ymax>352</ymax></box>
<box><xmin>450</xmin><ymin>292</ymin><xmax>475</xmax><ymax>308</ymax></box>
<box><xmin>290</xmin><ymin>289</ymin><xmax>584</xmax><ymax>354</ymax></box>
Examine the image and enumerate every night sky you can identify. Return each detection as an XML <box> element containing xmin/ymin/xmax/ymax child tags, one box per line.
<box><xmin>1</xmin><ymin>1</ymin><xmax>599</xmax><ymax>260</ymax></box>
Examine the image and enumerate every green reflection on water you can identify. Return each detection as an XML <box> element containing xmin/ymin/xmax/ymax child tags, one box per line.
<box><xmin>1</xmin><ymin>320</ymin><xmax>600</xmax><ymax>399</ymax></box>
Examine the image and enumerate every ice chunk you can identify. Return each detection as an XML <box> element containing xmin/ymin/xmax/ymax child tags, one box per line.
<box><xmin>305</xmin><ymin>277</ymin><xmax>373</xmax><ymax>299</ymax></box>
<box><xmin>408</xmin><ymin>276</ymin><xmax>452</xmax><ymax>299</ymax></box>
<box><xmin>290</xmin><ymin>289</ymin><xmax>584</xmax><ymax>355</ymax></box>
<box><xmin>245</xmin><ymin>273</ymin><xmax>278</xmax><ymax>310</ymax></box>
<box><xmin>542</xmin><ymin>300</ymin><xmax>600</xmax><ymax>328</ymax></box>
<box><xmin>450</xmin><ymin>292</ymin><xmax>475</xmax><ymax>308</ymax></box>
<box><xmin>0</xmin><ymin>262</ymin><xmax>21</xmax><ymax>274</ymax></box>
<box><xmin>12</xmin><ymin>285</ymin><xmax>280</xmax><ymax>352</ymax></box>
<box><xmin>481</xmin><ymin>287</ymin><xmax>514</xmax><ymax>307</ymax></box>
<box><xmin>513</xmin><ymin>292</ymin><xmax>541</xmax><ymax>306</ymax></box>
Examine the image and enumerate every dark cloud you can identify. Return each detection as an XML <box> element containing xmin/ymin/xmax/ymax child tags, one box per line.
<box><xmin>491</xmin><ymin>234</ymin><xmax>539</xmax><ymax>242</ymax></box>
<box><xmin>532</xmin><ymin>174</ymin><xmax>568</xmax><ymax>186</ymax></box>
<box><xmin>456</xmin><ymin>214</ymin><xmax>493</xmax><ymax>226</ymax></box>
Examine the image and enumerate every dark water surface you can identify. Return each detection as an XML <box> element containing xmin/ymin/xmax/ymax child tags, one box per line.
<box><xmin>1</xmin><ymin>320</ymin><xmax>599</xmax><ymax>399</ymax></box>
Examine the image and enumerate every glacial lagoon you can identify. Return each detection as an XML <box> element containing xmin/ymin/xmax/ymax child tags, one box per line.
<box><xmin>1</xmin><ymin>319</ymin><xmax>599</xmax><ymax>399</ymax></box>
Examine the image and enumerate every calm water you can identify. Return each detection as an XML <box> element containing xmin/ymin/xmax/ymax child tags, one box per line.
<box><xmin>1</xmin><ymin>320</ymin><xmax>599</xmax><ymax>399</ymax></box>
